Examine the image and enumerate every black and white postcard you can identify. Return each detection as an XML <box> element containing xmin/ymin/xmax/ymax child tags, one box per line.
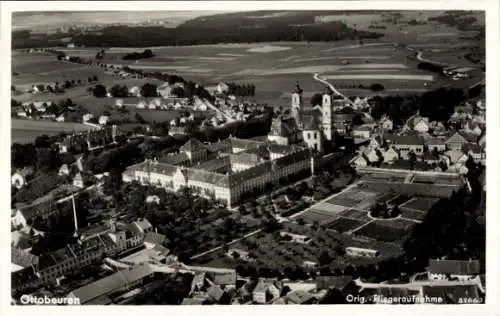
<box><xmin>2</xmin><ymin>1</ymin><xmax>498</xmax><ymax>315</ymax></box>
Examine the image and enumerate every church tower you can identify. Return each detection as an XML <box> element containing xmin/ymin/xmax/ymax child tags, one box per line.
<box><xmin>291</xmin><ymin>82</ymin><xmax>303</xmax><ymax>127</ymax></box>
<box><xmin>322</xmin><ymin>86</ymin><xmax>334</xmax><ymax>141</ymax></box>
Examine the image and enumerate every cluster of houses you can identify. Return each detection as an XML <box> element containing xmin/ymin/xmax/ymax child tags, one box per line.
<box><xmin>348</xmin><ymin>102</ymin><xmax>485</xmax><ymax>174</ymax></box>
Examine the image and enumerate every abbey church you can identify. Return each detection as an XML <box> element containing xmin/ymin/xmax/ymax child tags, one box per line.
<box><xmin>268</xmin><ymin>83</ymin><xmax>353</xmax><ymax>154</ymax></box>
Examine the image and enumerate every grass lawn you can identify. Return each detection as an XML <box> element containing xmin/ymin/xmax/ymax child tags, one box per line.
<box><xmin>11</xmin><ymin>118</ymin><xmax>99</xmax><ymax>144</ymax></box>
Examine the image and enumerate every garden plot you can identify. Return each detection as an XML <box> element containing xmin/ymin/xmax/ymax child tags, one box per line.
<box><xmin>294</xmin><ymin>209</ymin><xmax>339</xmax><ymax>224</ymax></box>
<box><xmin>326</xmin><ymin>217</ymin><xmax>367</xmax><ymax>234</ymax></box>
<box><xmin>354</xmin><ymin>222</ymin><xmax>409</xmax><ymax>242</ymax></box>
<box><xmin>374</xmin><ymin>218</ymin><xmax>416</xmax><ymax>230</ymax></box>
<box><xmin>399</xmin><ymin>197</ymin><xmax>440</xmax><ymax>212</ymax></box>
<box><xmin>338</xmin><ymin>209</ymin><xmax>372</xmax><ymax>222</ymax></box>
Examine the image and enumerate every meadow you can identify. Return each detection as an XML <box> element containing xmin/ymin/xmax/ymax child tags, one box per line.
<box><xmin>11</xmin><ymin>118</ymin><xmax>99</xmax><ymax>144</ymax></box>
<box><xmin>12</xmin><ymin>11</ymin><xmax>484</xmax><ymax>132</ymax></box>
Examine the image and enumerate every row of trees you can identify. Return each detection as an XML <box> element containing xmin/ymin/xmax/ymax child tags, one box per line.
<box><xmin>122</xmin><ymin>49</ymin><xmax>155</xmax><ymax>60</ymax></box>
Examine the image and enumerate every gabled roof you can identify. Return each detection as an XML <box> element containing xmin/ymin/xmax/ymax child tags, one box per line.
<box><xmin>11</xmin><ymin>247</ymin><xmax>39</xmax><ymax>268</ymax></box>
<box><xmin>180</xmin><ymin>138</ymin><xmax>206</xmax><ymax>153</ymax></box>
<box><xmin>428</xmin><ymin>259</ymin><xmax>480</xmax><ymax>275</ymax></box>
<box><xmin>158</xmin><ymin>152</ymin><xmax>190</xmax><ymax>165</ymax></box>
<box><xmin>69</xmin><ymin>264</ymin><xmax>155</xmax><ymax>304</ymax></box>
<box><xmin>207</xmin><ymin>285</ymin><xmax>225</xmax><ymax>302</ymax></box>
<box><xmin>133</xmin><ymin>219</ymin><xmax>153</xmax><ymax>232</ymax></box>
<box><xmin>143</xmin><ymin>232</ymin><xmax>166</xmax><ymax>245</ymax></box>
<box><xmin>207</xmin><ymin>271</ymin><xmax>237</xmax><ymax>286</ymax></box>
<box><xmin>285</xmin><ymin>290</ymin><xmax>314</xmax><ymax>304</ymax></box>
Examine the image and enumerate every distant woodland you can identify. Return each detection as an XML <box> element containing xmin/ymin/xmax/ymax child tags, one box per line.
<box><xmin>13</xmin><ymin>11</ymin><xmax>384</xmax><ymax>48</ymax></box>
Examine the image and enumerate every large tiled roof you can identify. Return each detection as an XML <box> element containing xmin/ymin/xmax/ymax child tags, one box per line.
<box><xmin>180</xmin><ymin>138</ymin><xmax>206</xmax><ymax>153</ymax></box>
<box><xmin>158</xmin><ymin>152</ymin><xmax>190</xmax><ymax>165</ymax></box>
<box><xmin>230</xmin><ymin>152</ymin><xmax>264</xmax><ymax>167</ymax></box>
<box><xmin>144</xmin><ymin>232</ymin><xmax>166</xmax><ymax>245</ymax></box>
<box><xmin>186</xmin><ymin>168</ymin><xmax>229</xmax><ymax>187</ymax></box>
<box><xmin>207</xmin><ymin>271</ymin><xmax>237</xmax><ymax>286</ymax></box>
<box><xmin>193</xmin><ymin>156</ymin><xmax>231</xmax><ymax>172</ymax></box>
<box><xmin>127</xmin><ymin>161</ymin><xmax>178</xmax><ymax>176</ymax></box>
<box><xmin>302</xmin><ymin>114</ymin><xmax>320</xmax><ymax>131</ymax></box>
<box><xmin>428</xmin><ymin>259</ymin><xmax>480</xmax><ymax>275</ymax></box>
<box><xmin>69</xmin><ymin>264</ymin><xmax>155</xmax><ymax>304</ymax></box>
<box><xmin>11</xmin><ymin>247</ymin><xmax>39</xmax><ymax>268</ymax></box>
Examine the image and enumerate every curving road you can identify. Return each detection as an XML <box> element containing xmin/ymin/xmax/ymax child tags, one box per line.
<box><xmin>313</xmin><ymin>73</ymin><xmax>354</xmax><ymax>107</ymax></box>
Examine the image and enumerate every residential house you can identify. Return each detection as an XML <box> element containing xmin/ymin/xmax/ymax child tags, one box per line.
<box><xmin>129</xmin><ymin>86</ymin><xmax>141</xmax><ymax>97</ymax></box>
<box><xmin>463</xmin><ymin>120</ymin><xmax>483</xmax><ymax>136</ymax></box>
<box><xmin>380</xmin><ymin>147</ymin><xmax>399</xmax><ymax>164</ymax></box>
<box><xmin>130</xmin><ymin>218</ymin><xmax>153</xmax><ymax>235</ymax></box>
<box><xmin>73</xmin><ymin>173</ymin><xmax>85</xmax><ymax>188</ymax></box>
<box><xmin>462</xmin><ymin>143</ymin><xmax>484</xmax><ymax>163</ymax></box>
<box><xmin>380</xmin><ymin>116</ymin><xmax>393</xmax><ymax>131</ymax></box>
<box><xmin>157</xmin><ymin>83</ymin><xmax>171</xmax><ymax>98</ymax></box>
<box><xmin>427</xmin><ymin>259</ymin><xmax>480</xmax><ymax>281</ymax></box>
<box><xmin>384</xmin><ymin>134</ymin><xmax>425</xmax><ymax>159</ymax></box>
<box><xmin>352</xmin><ymin>125</ymin><xmax>372</xmax><ymax>143</ymax></box>
<box><xmin>445</xmin><ymin>132</ymin><xmax>475</xmax><ymax>151</ymax></box>
<box><xmin>345</xmin><ymin>247</ymin><xmax>379</xmax><ymax>258</ymax></box>
<box><xmin>58</xmin><ymin>164</ymin><xmax>71</xmax><ymax>176</ymax></box>
<box><xmin>217</xmin><ymin>82</ymin><xmax>229</xmax><ymax>94</ymax></box>
<box><xmin>405</xmin><ymin>115</ymin><xmax>430</xmax><ymax>133</ymax></box>
<box><xmin>145</xmin><ymin>195</ymin><xmax>160</xmax><ymax>204</ymax></box>
<box><xmin>207</xmin><ymin>271</ymin><xmax>237</xmax><ymax>290</ymax></box>
<box><xmin>99</xmin><ymin>115</ymin><xmax>110</xmax><ymax>125</ymax></box>
<box><xmin>82</xmin><ymin>113</ymin><xmax>94</xmax><ymax>123</ymax></box>
<box><xmin>349</xmin><ymin>154</ymin><xmax>369</xmax><ymax>167</ymax></box>
<box><xmin>277</xmin><ymin>290</ymin><xmax>316</xmax><ymax>305</ymax></box>
<box><xmin>12</xmin><ymin>167</ymin><xmax>34</xmax><ymax>189</ymax></box>
<box><xmin>190</xmin><ymin>272</ymin><xmax>208</xmax><ymax>295</ymax></box>
<box><xmin>252</xmin><ymin>279</ymin><xmax>283</xmax><ymax>304</ymax></box>
<box><xmin>55</xmin><ymin>114</ymin><xmax>66</xmax><ymax>122</ymax></box>
<box><xmin>426</xmin><ymin>137</ymin><xmax>446</xmax><ymax>153</ymax></box>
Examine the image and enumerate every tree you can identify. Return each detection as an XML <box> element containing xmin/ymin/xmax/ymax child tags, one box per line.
<box><xmin>311</xmin><ymin>93</ymin><xmax>322</xmax><ymax>106</ymax></box>
<box><xmin>110</xmin><ymin>84</ymin><xmax>129</xmax><ymax>97</ymax></box>
<box><xmin>93</xmin><ymin>84</ymin><xmax>107</xmax><ymax>98</ymax></box>
<box><xmin>318</xmin><ymin>250</ymin><xmax>333</xmax><ymax>265</ymax></box>
<box><xmin>141</xmin><ymin>83</ymin><xmax>158</xmax><ymax>97</ymax></box>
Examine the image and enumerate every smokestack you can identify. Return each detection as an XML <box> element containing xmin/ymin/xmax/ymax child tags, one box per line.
<box><xmin>72</xmin><ymin>194</ymin><xmax>79</xmax><ymax>237</ymax></box>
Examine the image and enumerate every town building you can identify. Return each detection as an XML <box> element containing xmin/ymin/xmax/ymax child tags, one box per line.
<box><xmin>404</xmin><ymin>114</ymin><xmax>430</xmax><ymax>133</ymax></box>
<box><xmin>252</xmin><ymin>279</ymin><xmax>283</xmax><ymax>304</ymax></box>
<box><xmin>384</xmin><ymin>134</ymin><xmax>425</xmax><ymax>159</ymax></box>
<box><xmin>12</xmin><ymin>167</ymin><xmax>34</xmax><ymax>189</ymax></box>
<box><xmin>427</xmin><ymin>259</ymin><xmax>481</xmax><ymax>281</ymax></box>
<box><xmin>123</xmin><ymin>137</ymin><xmax>311</xmax><ymax>207</ymax></box>
<box><xmin>345</xmin><ymin>247</ymin><xmax>379</xmax><ymax>258</ymax></box>
<box><xmin>267</xmin><ymin>116</ymin><xmax>302</xmax><ymax>146</ymax></box>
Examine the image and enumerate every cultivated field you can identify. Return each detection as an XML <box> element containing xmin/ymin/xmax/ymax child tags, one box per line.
<box><xmin>11</xmin><ymin>118</ymin><xmax>99</xmax><ymax>144</ymax></box>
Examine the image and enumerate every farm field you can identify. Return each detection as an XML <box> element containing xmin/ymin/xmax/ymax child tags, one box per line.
<box><xmin>13</xmin><ymin>21</ymin><xmax>483</xmax><ymax>108</ymax></box>
<box><xmin>11</xmin><ymin>118</ymin><xmax>99</xmax><ymax>144</ymax></box>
